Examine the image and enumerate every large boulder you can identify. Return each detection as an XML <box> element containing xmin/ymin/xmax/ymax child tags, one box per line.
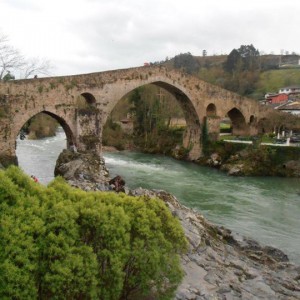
<box><xmin>54</xmin><ymin>149</ymin><xmax>110</xmax><ymax>190</ymax></box>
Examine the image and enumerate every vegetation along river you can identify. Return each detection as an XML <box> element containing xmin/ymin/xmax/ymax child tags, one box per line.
<box><xmin>16</xmin><ymin>128</ymin><xmax>300</xmax><ymax>264</ymax></box>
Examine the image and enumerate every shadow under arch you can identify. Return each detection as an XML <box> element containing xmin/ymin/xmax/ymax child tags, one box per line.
<box><xmin>81</xmin><ymin>92</ymin><xmax>96</xmax><ymax>105</ymax></box>
<box><xmin>226</xmin><ymin>107</ymin><xmax>248</xmax><ymax>136</ymax></box>
<box><xmin>108</xmin><ymin>80</ymin><xmax>202</xmax><ymax>160</ymax></box>
<box><xmin>206</xmin><ymin>103</ymin><xmax>217</xmax><ymax>116</ymax></box>
<box><xmin>249</xmin><ymin>115</ymin><xmax>255</xmax><ymax>125</ymax></box>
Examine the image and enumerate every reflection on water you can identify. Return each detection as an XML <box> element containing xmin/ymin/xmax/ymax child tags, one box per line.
<box><xmin>16</xmin><ymin>130</ymin><xmax>300</xmax><ymax>264</ymax></box>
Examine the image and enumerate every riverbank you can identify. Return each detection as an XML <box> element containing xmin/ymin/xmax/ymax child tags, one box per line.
<box><xmin>55</xmin><ymin>149</ymin><xmax>300</xmax><ymax>300</ymax></box>
<box><xmin>103</xmin><ymin>140</ymin><xmax>300</xmax><ymax>178</ymax></box>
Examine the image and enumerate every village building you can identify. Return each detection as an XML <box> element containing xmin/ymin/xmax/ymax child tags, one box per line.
<box><xmin>275</xmin><ymin>101</ymin><xmax>300</xmax><ymax>116</ymax></box>
<box><xmin>265</xmin><ymin>85</ymin><xmax>300</xmax><ymax>105</ymax></box>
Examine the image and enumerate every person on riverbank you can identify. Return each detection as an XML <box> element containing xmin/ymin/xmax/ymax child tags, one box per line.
<box><xmin>69</xmin><ymin>142</ymin><xmax>77</xmax><ymax>153</ymax></box>
<box><xmin>109</xmin><ymin>175</ymin><xmax>125</xmax><ymax>192</ymax></box>
<box><xmin>31</xmin><ymin>175</ymin><xmax>39</xmax><ymax>183</ymax></box>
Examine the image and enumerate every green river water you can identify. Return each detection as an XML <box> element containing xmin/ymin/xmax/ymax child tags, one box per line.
<box><xmin>16</xmin><ymin>129</ymin><xmax>300</xmax><ymax>264</ymax></box>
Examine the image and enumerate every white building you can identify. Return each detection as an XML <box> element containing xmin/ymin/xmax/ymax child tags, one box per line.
<box><xmin>278</xmin><ymin>86</ymin><xmax>300</xmax><ymax>95</ymax></box>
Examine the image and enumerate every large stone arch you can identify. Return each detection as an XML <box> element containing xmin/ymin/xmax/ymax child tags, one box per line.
<box><xmin>103</xmin><ymin>80</ymin><xmax>202</xmax><ymax>160</ymax></box>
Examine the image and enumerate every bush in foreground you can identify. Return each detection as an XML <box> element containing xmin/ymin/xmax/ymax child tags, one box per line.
<box><xmin>0</xmin><ymin>166</ymin><xmax>187</xmax><ymax>300</ymax></box>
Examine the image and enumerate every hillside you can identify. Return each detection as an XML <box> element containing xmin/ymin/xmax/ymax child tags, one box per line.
<box><xmin>160</xmin><ymin>52</ymin><xmax>300</xmax><ymax>100</ymax></box>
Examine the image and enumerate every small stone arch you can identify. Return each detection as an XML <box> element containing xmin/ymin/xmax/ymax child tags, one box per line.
<box><xmin>206</xmin><ymin>103</ymin><xmax>217</xmax><ymax>116</ymax></box>
<box><xmin>249</xmin><ymin>115</ymin><xmax>256</xmax><ymax>125</ymax></box>
<box><xmin>227</xmin><ymin>107</ymin><xmax>248</xmax><ymax>135</ymax></box>
<box><xmin>81</xmin><ymin>92</ymin><xmax>96</xmax><ymax>105</ymax></box>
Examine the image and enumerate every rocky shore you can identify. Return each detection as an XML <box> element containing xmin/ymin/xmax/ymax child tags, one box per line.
<box><xmin>55</xmin><ymin>150</ymin><xmax>300</xmax><ymax>300</ymax></box>
<box><xmin>202</xmin><ymin>148</ymin><xmax>300</xmax><ymax>177</ymax></box>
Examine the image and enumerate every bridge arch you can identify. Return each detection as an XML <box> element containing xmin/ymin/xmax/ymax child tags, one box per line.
<box><xmin>15</xmin><ymin>111</ymin><xmax>74</xmax><ymax>143</ymax></box>
<box><xmin>14</xmin><ymin>110</ymin><xmax>75</xmax><ymax>157</ymax></box>
<box><xmin>249</xmin><ymin>115</ymin><xmax>255</xmax><ymax>125</ymax></box>
<box><xmin>226</xmin><ymin>107</ymin><xmax>248</xmax><ymax>136</ymax></box>
<box><xmin>81</xmin><ymin>92</ymin><xmax>96</xmax><ymax>105</ymax></box>
<box><xmin>206</xmin><ymin>103</ymin><xmax>217</xmax><ymax>116</ymax></box>
<box><xmin>106</xmin><ymin>80</ymin><xmax>201</xmax><ymax>160</ymax></box>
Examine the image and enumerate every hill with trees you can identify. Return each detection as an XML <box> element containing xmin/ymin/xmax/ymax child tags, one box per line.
<box><xmin>162</xmin><ymin>46</ymin><xmax>300</xmax><ymax>100</ymax></box>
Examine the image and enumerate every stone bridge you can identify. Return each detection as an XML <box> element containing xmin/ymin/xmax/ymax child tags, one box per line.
<box><xmin>0</xmin><ymin>65</ymin><xmax>273</xmax><ymax>166</ymax></box>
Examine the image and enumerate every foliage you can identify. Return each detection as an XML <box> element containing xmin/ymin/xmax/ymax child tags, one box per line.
<box><xmin>223</xmin><ymin>49</ymin><xmax>242</xmax><ymax>74</ymax></box>
<box><xmin>0</xmin><ymin>167</ymin><xmax>187</xmax><ymax>300</ymax></box>
<box><xmin>125</xmin><ymin>86</ymin><xmax>185</xmax><ymax>153</ymax></box>
<box><xmin>221</xmin><ymin>45</ymin><xmax>261</xmax><ymax>96</ymax></box>
<box><xmin>26</xmin><ymin>113</ymin><xmax>59</xmax><ymax>139</ymax></box>
<box><xmin>173</xmin><ymin>52</ymin><xmax>200</xmax><ymax>74</ymax></box>
<box><xmin>103</xmin><ymin>85</ymin><xmax>186</xmax><ymax>154</ymax></box>
<box><xmin>258</xmin><ymin>111</ymin><xmax>300</xmax><ymax>134</ymax></box>
<box><xmin>201</xmin><ymin>118</ymin><xmax>209</xmax><ymax>155</ymax></box>
<box><xmin>256</xmin><ymin>69</ymin><xmax>300</xmax><ymax>95</ymax></box>
<box><xmin>204</xmin><ymin>140</ymin><xmax>248</xmax><ymax>161</ymax></box>
<box><xmin>102</xmin><ymin>118</ymin><xmax>132</xmax><ymax>150</ymax></box>
<box><xmin>237</xmin><ymin>44</ymin><xmax>260</xmax><ymax>71</ymax></box>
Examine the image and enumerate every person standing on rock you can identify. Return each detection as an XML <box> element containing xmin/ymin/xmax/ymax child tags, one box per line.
<box><xmin>109</xmin><ymin>175</ymin><xmax>125</xmax><ymax>192</ymax></box>
<box><xmin>69</xmin><ymin>142</ymin><xmax>77</xmax><ymax>153</ymax></box>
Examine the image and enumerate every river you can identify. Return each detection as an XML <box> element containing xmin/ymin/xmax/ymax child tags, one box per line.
<box><xmin>16</xmin><ymin>128</ymin><xmax>300</xmax><ymax>264</ymax></box>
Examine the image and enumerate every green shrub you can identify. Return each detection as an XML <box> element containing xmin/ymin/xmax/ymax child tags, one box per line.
<box><xmin>0</xmin><ymin>167</ymin><xmax>187</xmax><ymax>300</ymax></box>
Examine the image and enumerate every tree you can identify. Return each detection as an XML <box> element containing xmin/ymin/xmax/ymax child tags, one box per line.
<box><xmin>0</xmin><ymin>166</ymin><xmax>187</xmax><ymax>300</ymax></box>
<box><xmin>0</xmin><ymin>34</ymin><xmax>24</xmax><ymax>80</ymax></box>
<box><xmin>0</xmin><ymin>33</ymin><xmax>51</xmax><ymax>80</ymax></box>
<box><xmin>173</xmin><ymin>52</ymin><xmax>200</xmax><ymax>74</ymax></box>
<box><xmin>2</xmin><ymin>70</ymin><xmax>15</xmax><ymax>81</ymax></box>
<box><xmin>21</xmin><ymin>57</ymin><xmax>51</xmax><ymax>79</ymax></box>
<box><xmin>223</xmin><ymin>49</ymin><xmax>242</xmax><ymax>74</ymax></box>
<box><xmin>237</xmin><ymin>44</ymin><xmax>260</xmax><ymax>71</ymax></box>
<box><xmin>222</xmin><ymin>45</ymin><xmax>261</xmax><ymax>96</ymax></box>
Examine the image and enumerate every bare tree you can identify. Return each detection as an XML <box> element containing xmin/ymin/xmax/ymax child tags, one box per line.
<box><xmin>0</xmin><ymin>34</ymin><xmax>25</xmax><ymax>80</ymax></box>
<box><xmin>0</xmin><ymin>33</ymin><xmax>52</xmax><ymax>80</ymax></box>
<box><xmin>21</xmin><ymin>57</ymin><xmax>52</xmax><ymax>79</ymax></box>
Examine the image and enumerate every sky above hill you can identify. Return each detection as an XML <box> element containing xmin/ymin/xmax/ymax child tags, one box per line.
<box><xmin>0</xmin><ymin>0</ymin><xmax>299</xmax><ymax>77</ymax></box>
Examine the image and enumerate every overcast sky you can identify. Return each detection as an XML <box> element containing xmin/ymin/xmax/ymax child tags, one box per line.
<box><xmin>0</xmin><ymin>0</ymin><xmax>299</xmax><ymax>76</ymax></box>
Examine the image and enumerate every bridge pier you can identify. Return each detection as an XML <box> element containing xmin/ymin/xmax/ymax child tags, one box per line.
<box><xmin>183</xmin><ymin>125</ymin><xmax>202</xmax><ymax>160</ymax></box>
<box><xmin>205</xmin><ymin>116</ymin><xmax>221</xmax><ymax>141</ymax></box>
<box><xmin>76</xmin><ymin>109</ymin><xmax>102</xmax><ymax>155</ymax></box>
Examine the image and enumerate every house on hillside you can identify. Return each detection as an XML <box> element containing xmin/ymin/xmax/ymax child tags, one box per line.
<box><xmin>278</xmin><ymin>86</ymin><xmax>300</xmax><ymax>95</ymax></box>
<box><xmin>265</xmin><ymin>93</ymin><xmax>289</xmax><ymax>104</ymax></box>
<box><xmin>276</xmin><ymin>101</ymin><xmax>300</xmax><ymax>116</ymax></box>
<box><xmin>265</xmin><ymin>86</ymin><xmax>300</xmax><ymax>104</ymax></box>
